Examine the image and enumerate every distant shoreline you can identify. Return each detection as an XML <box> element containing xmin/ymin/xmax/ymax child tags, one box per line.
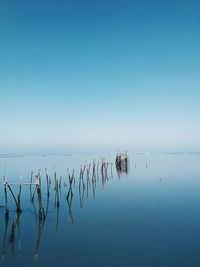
<box><xmin>0</xmin><ymin>151</ymin><xmax>200</xmax><ymax>159</ymax></box>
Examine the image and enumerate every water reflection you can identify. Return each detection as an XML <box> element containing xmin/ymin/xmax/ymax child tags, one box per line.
<box><xmin>34</xmin><ymin>207</ymin><xmax>45</xmax><ymax>262</ymax></box>
<box><xmin>1</xmin><ymin>212</ymin><xmax>21</xmax><ymax>260</ymax></box>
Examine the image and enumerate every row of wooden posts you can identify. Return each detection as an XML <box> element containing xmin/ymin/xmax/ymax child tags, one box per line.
<box><xmin>1</xmin><ymin>155</ymin><xmax>130</xmax><ymax>261</ymax></box>
<box><xmin>1</xmin><ymin>159</ymin><xmax>116</xmax><ymax>261</ymax></box>
<box><xmin>2</xmin><ymin>160</ymin><xmax>114</xmax><ymax>215</ymax></box>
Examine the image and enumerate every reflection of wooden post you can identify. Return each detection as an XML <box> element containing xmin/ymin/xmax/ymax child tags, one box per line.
<box><xmin>1</xmin><ymin>212</ymin><xmax>9</xmax><ymax>260</ymax></box>
<box><xmin>1</xmin><ymin>211</ymin><xmax>22</xmax><ymax>260</ymax></box>
<box><xmin>9</xmin><ymin>222</ymin><xmax>16</xmax><ymax>256</ymax></box>
<box><xmin>34</xmin><ymin>214</ymin><xmax>45</xmax><ymax>262</ymax></box>
<box><xmin>56</xmin><ymin>196</ymin><xmax>60</xmax><ymax>232</ymax></box>
<box><xmin>66</xmin><ymin>189</ymin><xmax>73</xmax><ymax>224</ymax></box>
<box><xmin>36</xmin><ymin>184</ymin><xmax>45</xmax><ymax>220</ymax></box>
<box><xmin>92</xmin><ymin>178</ymin><xmax>96</xmax><ymax>200</ymax></box>
<box><xmin>15</xmin><ymin>212</ymin><xmax>21</xmax><ymax>251</ymax></box>
<box><xmin>59</xmin><ymin>176</ymin><xmax>62</xmax><ymax>191</ymax></box>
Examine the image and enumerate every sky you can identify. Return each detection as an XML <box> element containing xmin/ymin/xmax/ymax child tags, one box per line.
<box><xmin>0</xmin><ymin>0</ymin><xmax>200</xmax><ymax>153</ymax></box>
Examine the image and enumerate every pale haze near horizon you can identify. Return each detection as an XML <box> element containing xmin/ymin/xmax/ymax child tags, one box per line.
<box><xmin>0</xmin><ymin>0</ymin><xmax>200</xmax><ymax>153</ymax></box>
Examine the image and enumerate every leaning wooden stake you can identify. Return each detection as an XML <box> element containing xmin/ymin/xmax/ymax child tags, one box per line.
<box><xmin>3</xmin><ymin>177</ymin><xmax>9</xmax><ymax>216</ymax></box>
<box><xmin>4</xmin><ymin>177</ymin><xmax>22</xmax><ymax>213</ymax></box>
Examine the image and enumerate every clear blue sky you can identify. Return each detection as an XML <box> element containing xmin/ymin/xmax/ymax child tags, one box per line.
<box><xmin>0</xmin><ymin>0</ymin><xmax>200</xmax><ymax>153</ymax></box>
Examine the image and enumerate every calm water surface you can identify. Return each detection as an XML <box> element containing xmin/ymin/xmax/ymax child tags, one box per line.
<box><xmin>0</xmin><ymin>153</ymin><xmax>200</xmax><ymax>267</ymax></box>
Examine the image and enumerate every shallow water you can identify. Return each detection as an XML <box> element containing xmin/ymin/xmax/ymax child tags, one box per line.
<box><xmin>0</xmin><ymin>153</ymin><xmax>200</xmax><ymax>267</ymax></box>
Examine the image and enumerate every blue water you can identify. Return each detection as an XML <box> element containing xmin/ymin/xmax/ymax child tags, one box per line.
<box><xmin>0</xmin><ymin>153</ymin><xmax>200</xmax><ymax>266</ymax></box>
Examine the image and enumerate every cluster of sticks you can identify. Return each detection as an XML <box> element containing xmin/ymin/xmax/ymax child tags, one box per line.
<box><xmin>0</xmin><ymin>159</ymin><xmax>114</xmax><ymax>261</ymax></box>
<box><xmin>2</xmin><ymin>159</ymin><xmax>113</xmax><ymax>216</ymax></box>
<box><xmin>3</xmin><ymin>176</ymin><xmax>28</xmax><ymax>215</ymax></box>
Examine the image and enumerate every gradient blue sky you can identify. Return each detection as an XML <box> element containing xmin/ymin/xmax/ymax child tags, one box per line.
<box><xmin>0</xmin><ymin>0</ymin><xmax>200</xmax><ymax>153</ymax></box>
